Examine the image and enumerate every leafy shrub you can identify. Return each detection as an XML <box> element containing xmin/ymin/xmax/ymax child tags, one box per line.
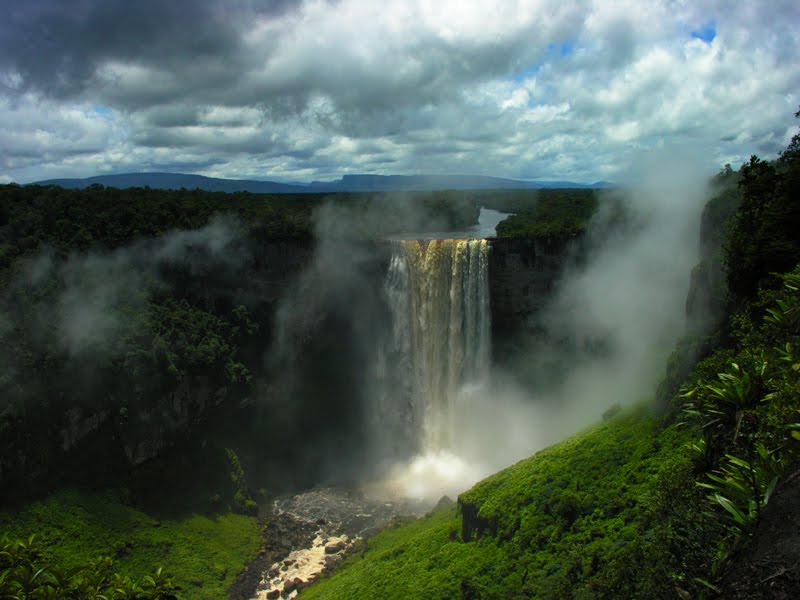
<box><xmin>0</xmin><ymin>534</ymin><xmax>180</xmax><ymax>599</ymax></box>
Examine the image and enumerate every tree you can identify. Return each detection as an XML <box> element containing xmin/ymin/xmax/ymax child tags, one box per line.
<box><xmin>726</xmin><ymin>129</ymin><xmax>800</xmax><ymax>304</ymax></box>
<box><xmin>725</xmin><ymin>156</ymin><xmax>778</xmax><ymax>300</ymax></box>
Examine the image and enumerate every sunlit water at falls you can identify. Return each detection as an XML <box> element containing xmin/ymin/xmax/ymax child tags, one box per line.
<box><xmin>370</xmin><ymin>238</ymin><xmax>492</xmax><ymax>500</ymax></box>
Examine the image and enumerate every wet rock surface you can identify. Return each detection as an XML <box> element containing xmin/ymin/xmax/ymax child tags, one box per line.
<box><xmin>251</xmin><ymin>530</ymin><xmax>356</xmax><ymax>599</ymax></box>
<box><xmin>231</xmin><ymin>486</ymin><xmax>432</xmax><ymax>599</ymax></box>
<box><xmin>275</xmin><ymin>486</ymin><xmax>428</xmax><ymax>538</ymax></box>
<box><xmin>229</xmin><ymin>508</ymin><xmax>318</xmax><ymax>600</ymax></box>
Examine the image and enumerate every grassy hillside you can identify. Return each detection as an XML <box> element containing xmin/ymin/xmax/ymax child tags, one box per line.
<box><xmin>302</xmin><ymin>411</ymin><xmax>710</xmax><ymax>599</ymax></box>
<box><xmin>0</xmin><ymin>488</ymin><xmax>261</xmax><ymax>599</ymax></box>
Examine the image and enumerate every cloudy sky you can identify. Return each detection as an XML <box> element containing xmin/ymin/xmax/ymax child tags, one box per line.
<box><xmin>1</xmin><ymin>0</ymin><xmax>798</xmax><ymax>185</ymax></box>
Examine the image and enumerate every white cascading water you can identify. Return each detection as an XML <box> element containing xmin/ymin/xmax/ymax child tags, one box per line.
<box><xmin>373</xmin><ymin>239</ymin><xmax>491</xmax><ymax>499</ymax></box>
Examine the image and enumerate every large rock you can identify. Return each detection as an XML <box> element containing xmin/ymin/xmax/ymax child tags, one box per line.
<box><xmin>324</xmin><ymin>540</ymin><xmax>346</xmax><ymax>554</ymax></box>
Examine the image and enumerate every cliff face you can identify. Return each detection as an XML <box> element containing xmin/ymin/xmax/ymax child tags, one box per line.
<box><xmin>0</xmin><ymin>238</ymin><xmax>318</xmax><ymax>500</ymax></box>
<box><xmin>683</xmin><ymin>180</ymin><xmax>740</xmax><ymax>333</ymax></box>
<box><xmin>488</xmin><ymin>235</ymin><xmax>581</xmax><ymax>336</ymax></box>
<box><xmin>684</xmin><ymin>205</ymin><xmax>727</xmax><ymax>333</ymax></box>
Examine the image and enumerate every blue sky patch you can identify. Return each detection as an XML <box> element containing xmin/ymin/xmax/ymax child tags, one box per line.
<box><xmin>514</xmin><ymin>64</ymin><xmax>541</xmax><ymax>82</ymax></box>
<box><xmin>513</xmin><ymin>41</ymin><xmax>576</xmax><ymax>82</ymax></box>
<box><xmin>691</xmin><ymin>21</ymin><xmax>716</xmax><ymax>43</ymax></box>
<box><xmin>549</xmin><ymin>41</ymin><xmax>576</xmax><ymax>57</ymax></box>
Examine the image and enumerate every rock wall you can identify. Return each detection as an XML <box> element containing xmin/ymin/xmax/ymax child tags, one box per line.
<box><xmin>0</xmin><ymin>238</ymin><xmax>317</xmax><ymax>500</ymax></box>
<box><xmin>119</xmin><ymin>376</ymin><xmax>227</xmax><ymax>467</ymax></box>
<box><xmin>248</xmin><ymin>239</ymin><xmax>316</xmax><ymax>304</ymax></box>
<box><xmin>487</xmin><ymin>235</ymin><xmax>581</xmax><ymax>335</ymax></box>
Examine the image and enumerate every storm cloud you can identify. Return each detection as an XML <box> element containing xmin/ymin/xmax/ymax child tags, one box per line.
<box><xmin>1</xmin><ymin>0</ymin><xmax>798</xmax><ymax>184</ymax></box>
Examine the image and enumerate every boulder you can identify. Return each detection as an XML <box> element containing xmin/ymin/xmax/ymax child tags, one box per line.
<box><xmin>324</xmin><ymin>540</ymin><xmax>346</xmax><ymax>554</ymax></box>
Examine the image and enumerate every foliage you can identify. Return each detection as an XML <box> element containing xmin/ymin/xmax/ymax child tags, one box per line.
<box><xmin>698</xmin><ymin>445</ymin><xmax>781</xmax><ymax>539</ymax></box>
<box><xmin>494</xmin><ymin>189</ymin><xmax>599</xmax><ymax>237</ymax></box>
<box><xmin>303</xmin><ymin>412</ymin><xmax>718</xmax><ymax>599</ymax></box>
<box><xmin>0</xmin><ymin>534</ymin><xmax>180</xmax><ymax>599</ymax></box>
<box><xmin>0</xmin><ymin>536</ymin><xmax>180</xmax><ymax>600</ymax></box>
<box><xmin>764</xmin><ymin>270</ymin><xmax>800</xmax><ymax>333</ymax></box>
<box><xmin>0</xmin><ymin>184</ymin><xmax>317</xmax><ymax>260</ymax></box>
<box><xmin>681</xmin><ymin>358</ymin><xmax>771</xmax><ymax>443</ymax></box>
<box><xmin>0</xmin><ymin>184</ymin><xmax>484</xmax><ymax>263</ymax></box>
<box><xmin>115</xmin><ymin>299</ymin><xmax>251</xmax><ymax>384</ymax></box>
<box><xmin>0</xmin><ymin>488</ymin><xmax>260</xmax><ymax>599</ymax></box>
<box><xmin>724</xmin><ymin>111</ymin><xmax>800</xmax><ymax>304</ymax></box>
<box><xmin>226</xmin><ymin>449</ymin><xmax>257</xmax><ymax>516</ymax></box>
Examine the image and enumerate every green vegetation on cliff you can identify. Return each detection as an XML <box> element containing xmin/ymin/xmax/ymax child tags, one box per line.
<box><xmin>0</xmin><ymin>488</ymin><xmax>260</xmax><ymax>599</ymax></box>
<box><xmin>303</xmin><ymin>413</ymin><xmax>705</xmax><ymax>599</ymax></box>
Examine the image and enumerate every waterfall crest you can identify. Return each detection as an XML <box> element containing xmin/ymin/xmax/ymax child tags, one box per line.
<box><xmin>382</xmin><ymin>239</ymin><xmax>490</xmax><ymax>454</ymax></box>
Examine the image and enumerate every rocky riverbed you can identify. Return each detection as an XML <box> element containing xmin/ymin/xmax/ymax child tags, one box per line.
<box><xmin>231</xmin><ymin>486</ymin><xmax>436</xmax><ymax>599</ymax></box>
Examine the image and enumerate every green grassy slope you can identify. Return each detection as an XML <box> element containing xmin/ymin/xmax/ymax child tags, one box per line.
<box><xmin>302</xmin><ymin>410</ymin><xmax>707</xmax><ymax>599</ymax></box>
<box><xmin>0</xmin><ymin>488</ymin><xmax>261</xmax><ymax>599</ymax></box>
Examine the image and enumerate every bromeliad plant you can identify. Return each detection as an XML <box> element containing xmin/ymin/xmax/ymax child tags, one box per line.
<box><xmin>681</xmin><ymin>357</ymin><xmax>772</xmax><ymax>444</ymax></box>
<box><xmin>774</xmin><ymin>341</ymin><xmax>800</xmax><ymax>376</ymax></box>
<box><xmin>0</xmin><ymin>534</ymin><xmax>180</xmax><ymax>599</ymax></box>
<box><xmin>788</xmin><ymin>410</ymin><xmax>800</xmax><ymax>442</ymax></box>
<box><xmin>697</xmin><ymin>443</ymin><xmax>784</xmax><ymax>577</ymax></box>
<box><xmin>764</xmin><ymin>271</ymin><xmax>800</xmax><ymax>333</ymax></box>
<box><xmin>698</xmin><ymin>444</ymin><xmax>782</xmax><ymax>534</ymax></box>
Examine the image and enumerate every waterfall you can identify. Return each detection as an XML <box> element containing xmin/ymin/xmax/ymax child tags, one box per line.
<box><xmin>382</xmin><ymin>239</ymin><xmax>490</xmax><ymax>455</ymax></box>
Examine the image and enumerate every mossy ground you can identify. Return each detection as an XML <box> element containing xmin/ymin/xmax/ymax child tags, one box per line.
<box><xmin>302</xmin><ymin>408</ymin><xmax>705</xmax><ymax>599</ymax></box>
<box><xmin>0</xmin><ymin>487</ymin><xmax>261</xmax><ymax>599</ymax></box>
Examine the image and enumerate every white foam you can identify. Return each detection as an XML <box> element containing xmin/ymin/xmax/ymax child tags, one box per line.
<box><xmin>370</xmin><ymin>450</ymin><xmax>488</xmax><ymax>501</ymax></box>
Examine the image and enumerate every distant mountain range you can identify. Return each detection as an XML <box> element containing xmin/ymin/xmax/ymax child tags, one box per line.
<box><xmin>32</xmin><ymin>172</ymin><xmax>612</xmax><ymax>193</ymax></box>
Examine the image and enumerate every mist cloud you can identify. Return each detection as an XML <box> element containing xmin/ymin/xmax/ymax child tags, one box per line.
<box><xmin>472</xmin><ymin>149</ymin><xmax>711</xmax><ymax>467</ymax></box>
<box><xmin>4</xmin><ymin>216</ymin><xmax>244</xmax><ymax>359</ymax></box>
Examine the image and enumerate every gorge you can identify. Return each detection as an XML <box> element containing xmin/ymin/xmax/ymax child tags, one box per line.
<box><xmin>6</xmin><ymin>161</ymin><xmax>797</xmax><ymax>599</ymax></box>
<box><xmin>0</xmin><ymin>186</ymin><xmax>684</xmax><ymax>502</ymax></box>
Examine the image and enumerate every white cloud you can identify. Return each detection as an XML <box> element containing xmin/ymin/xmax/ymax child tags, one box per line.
<box><xmin>1</xmin><ymin>0</ymin><xmax>799</xmax><ymax>184</ymax></box>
